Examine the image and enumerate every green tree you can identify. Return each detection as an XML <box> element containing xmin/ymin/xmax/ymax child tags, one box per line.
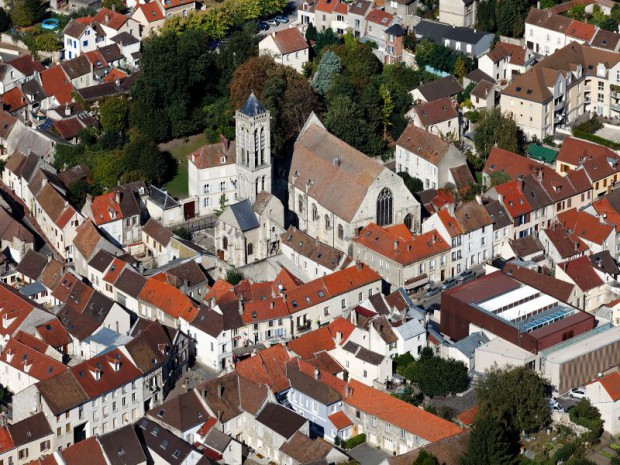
<box><xmin>460</xmin><ymin>414</ymin><xmax>518</xmax><ymax>465</ymax></box>
<box><xmin>305</xmin><ymin>23</ymin><xmax>317</xmax><ymax>41</ymax></box>
<box><xmin>34</xmin><ymin>33</ymin><xmax>62</xmax><ymax>52</ymax></box>
<box><xmin>379</xmin><ymin>83</ymin><xmax>394</xmax><ymax>137</ymax></box>
<box><xmin>172</xmin><ymin>227</ymin><xmax>191</xmax><ymax>240</ymax></box>
<box><xmin>476</xmin><ymin>0</ymin><xmax>496</xmax><ymax>32</ymax></box>
<box><xmin>0</xmin><ymin>8</ymin><xmax>10</xmax><ymax>32</ymax></box>
<box><xmin>226</xmin><ymin>269</ymin><xmax>245</xmax><ymax>285</ymax></box>
<box><xmin>567</xmin><ymin>4</ymin><xmax>586</xmax><ymax>21</ymax></box>
<box><xmin>314</xmin><ymin>28</ymin><xmax>340</xmax><ymax>53</ymax></box>
<box><xmin>598</xmin><ymin>16</ymin><xmax>618</xmax><ymax>32</ymax></box>
<box><xmin>122</xmin><ymin>135</ymin><xmax>170</xmax><ymax>185</ymax></box>
<box><xmin>413</xmin><ymin>449</ymin><xmax>439</xmax><ymax>465</ymax></box>
<box><xmin>569</xmin><ymin>399</ymin><xmax>603</xmax><ymax>439</ymax></box>
<box><xmin>398</xmin><ymin>172</ymin><xmax>424</xmax><ymax>194</ymax></box>
<box><xmin>204</xmin><ymin>97</ymin><xmax>235</xmax><ymax>142</ymax></box>
<box><xmin>476</xmin><ymin>365</ymin><xmax>550</xmax><ymax>434</ymax></box>
<box><xmin>103</xmin><ymin>0</ymin><xmax>128</xmax><ymax>13</ymax></box>
<box><xmin>497</xmin><ymin>0</ymin><xmax>529</xmax><ymax>37</ymax></box>
<box><xmin>453</xmin><ymin>56</ymin><xmax>467</xmax><ymax>80</ymax></box>
<box><xmin>400</xmin><ymin>348</ymin><xmax>469</xmax><ymax>397</ymax></box>
<box><xmin>215</xmin><ymin>23</ymin><xmax>258</xmax><ymax>95</ymax></box>
<box><xmin>473</xmin><ymin>108</ymin><xmax>524</xmax><ymax>161</ymax></box>
<box><xmin>99</xmin><ymin>97</ymin><xmax>130</xmax><ymax>135</ymax></box>
<box><xmin>312</xmin><ymin>50</ymin><xmax>341</xmax><ymax>96</ymax></box>
<box><xmin>8</xmin><ymin>0</ymin><xmax>45</xmax><ymax>26</ymax></box>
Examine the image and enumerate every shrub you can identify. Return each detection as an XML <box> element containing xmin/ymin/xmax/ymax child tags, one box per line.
<box><xmin>569</xmin><ymin>399</ymin><xmax>603</xmax><ymax>439</ymax></box>
<box><xmin>344</xmin><ymin>433</ymin><xmax>366</xmax><ymax>449</ymax></box>
<box><xmin>573</xmin><ymin>117</ymin><xmax>603</xmax><ymax>134</ymax></box>
<box><xmin>225</xmin><ymin>269</ymin><xmax>245</xmax><ymax>286</ymax></box>
<box><xmin>553</xmin><ymin>442</ymin><xmax>578</xmax><ymax>463</ymax></box>
<box><xmin>572</xmin><ymin>130</ymin><xmax>620</xmax><ymax>150</ymax></box>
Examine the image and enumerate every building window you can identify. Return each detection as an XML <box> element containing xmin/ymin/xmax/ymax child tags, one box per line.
<box><xmin>312</xmin><ymin>204</ymin><xmax>318</xmax><ymax>221</ymax></box>
<box><xmin>376</xmin><ymin>187</ymin><xmax>393</xmax><ymax>226</ymax></box>
<box><xmin>298</xmin><ymin>195</ymin><xmax>304</xmax><ymax>213</ymax></box>
<box><xmin>325</xmin><ymin>214</ymin><xmax>331</xmax><ymax>229</ymax></box>
<box><xmin>247</xmin><ymin>243</ymin><xmax>253</xmax><ymax>255</ymax></box>
<box><xmin>222</xmin><ymin>236</ymin><xmax>228</xmax><ymax>250</ymax></box>
<box><xmin>404</xmin><ymin>214</ymin><xmax>413</xmax><ymax>230</ymax></box>
<box><xmin>337</xmin><ymin>224</ymin><xmax>344</xmax><ymax>240</ymax></box>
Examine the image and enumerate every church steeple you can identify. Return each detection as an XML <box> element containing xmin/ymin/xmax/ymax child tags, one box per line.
<box><xmin>235</xmin><ymin>93</ymin><xmax>272</xmax><ymax>203</ymax></box>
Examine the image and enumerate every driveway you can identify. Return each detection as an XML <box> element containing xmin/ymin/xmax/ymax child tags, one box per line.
<box><xmin>349</xmin><ymin>443</ymin><xmax>389</xmax><ymax>465</ymax></box>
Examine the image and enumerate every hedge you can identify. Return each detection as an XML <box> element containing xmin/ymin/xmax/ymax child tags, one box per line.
<box><xmin>553</xmin><ymin>442</ymin><xmax>578</xmax><ymax>463</ymax></box>
<box><xmin>572</xmin><ymin>130</ymin><xmax>620</xmax><ymax>150</ymax></box>
<box><xmin>344</xmin><ymin>433</ymin><xmax>366</xmax><ymax>449</ymax></box>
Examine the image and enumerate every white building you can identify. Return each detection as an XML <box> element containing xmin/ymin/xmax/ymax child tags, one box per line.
<box><xmin>259</xmin><ymin>28</ymin><xmax>310</xmax><ymax>73</ymax></box>
<box><xmin>585</xmin><ymin>371</ymin><xmax>620</xmax><ymax>435</ymax></box>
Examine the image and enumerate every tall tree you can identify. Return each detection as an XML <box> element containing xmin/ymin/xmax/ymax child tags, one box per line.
<box><xmin>414</xmin><ymin>450</ymin><xmax>439</xmax><ymax>465</ymax></box>
<box><xmin>460</xmin><ymin>414</ymin><xmax>518</xmax><ymax>465</ymax></box>
<box><xmin>8</xmin><ymin>0</ymin><xmax>45</xmax><ymax>26</ymax></box>
<box><xmin>312</xmin><ymin>50</ymin><xmax>341</xmax><ymax>96</ymax></box>
<box><xmin>476</xmin><ymin>366</ymin><xmax>550</xmax><ymax>434</ymax></box>
<box><xmin>99</xmin><ymin>97</ymin><xmax>130</xmax><ymax>135</ymax></box>
<box><xmin>473</xmin><ymin>108</ymin><xmax>524</xmax><ymax>161</ymax></box>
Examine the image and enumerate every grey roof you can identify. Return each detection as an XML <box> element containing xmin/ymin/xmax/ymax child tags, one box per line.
<box><xmin>99</xmin><ymin>424</ymin><xmax>148</xmax><ymax>465</ymax></box>
<box><xmin>415</xmin><ymin>20</ymin><xmax>491</xmax><ymax>45</ymax></box>
<box><xmin>22</xmin><ymin>79</ymin><xmax>47</xmax><ymax>102</ymax></box>
<box><xmin>110</xmin><ymin>31</ymin><xmax>140</xmax><ymax>46</ymax></box>
<box><xmin>385</xmin><ymin>24</ymin><xmax>406</xmax><ymax>36</ymax></box>
<box><xmin>484</xmin><ymin>199</ymin><xmax>512</xmax><ymax>230</ymax></box>
<box><xmin>445</xmin><ymin>26</ymin><xmax>492</xmax><ymax>44</ymax></box>
<box><xmin>255</xmin><ymin>403</ymin><xmax>307</xmax><ymax>439</ymax></box>
<box><xmin>415</xmin><ymin>75</ymin><xmax>463</xmax><ymax>102</ymax></box>
<box><xmin>453</xmin><ymin>331</ymin><xmax>490</xmax><ymax>358</ymax></box>
<box><xmin>204</xmin><ymin>428</ymin><xmax>232</xmax><ymax>452</ymax></box>
<box><xmin>149</xmin><ymin>185</ymin><xmax>180</xmax><ymax>210</ymax></box>
<box><xmin>83</xmin><ymin>326</ymin><xmax>132</xmax><ymax>349</ymax></box>
<box><xmin>393</xmin><ymin>318</ymin><xmax>425</xmax><ymax>341</ymax></box>
<box><xmin>342</xmin><ymin>341</ymin><xmax>384</xmax><ymax>365</ymax></box>
<box><xmin>465</xmin><ymin>68</ymin><xmax>495</xmax><ymax>84</ymax></box>
<box><xmin>18</xmin><ymin>281</ymin><xmax>46</xmax><ymax>298</ymax></box>
<box><xmin>240</xmin><ymin>92</ymin><xmax>266</xmax><ymax>117</ymax></box>
<box><xmin>230</xmin><ymin>200</ymin><xmax>260</xmax><ymax>232</ymax></box>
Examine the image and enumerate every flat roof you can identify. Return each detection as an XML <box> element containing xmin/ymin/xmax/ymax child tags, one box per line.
<box><xmin>476</xmin><ymin>336</ymin><xmax>535</xmax><ymax>362</ymax></box>
<box><xmin>542</xmin><ymin>323</ymin><xmax>620</xmax><ymax>364</ymax></box>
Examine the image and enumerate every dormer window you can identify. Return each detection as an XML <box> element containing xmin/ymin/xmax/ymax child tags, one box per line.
<box><xmin>91</xmin><ymin>369</ymin><xmax>102</xmax><ymax>380</ymax></box>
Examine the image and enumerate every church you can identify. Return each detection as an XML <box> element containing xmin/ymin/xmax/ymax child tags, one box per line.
<box><xmin>288</xmin><ymin>114</ymin><xmax>421</xmax><ymax>254</ymax></box>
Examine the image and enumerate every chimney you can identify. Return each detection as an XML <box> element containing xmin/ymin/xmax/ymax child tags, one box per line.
<box><xmin>238</xmin><ymin>298</ymin><xmax>243</xmax><ymax>314</ymax></box>
<box><xmin>105</xmin><ymin>13</ymin><xmax>110</xmax><ymax>22</ymax></box>
<box><xmin>432</xmin><ymin>234</ymin><xmax>436</xmax><ymax>244</ymax></box>
<box><xmin>345</xmin><ymin>384</ymin><xmax>351</xmax><ymax>397</ymax></box>
<box><xmin>64</xmin><ymin>103</ymin><xmax>70</xmax><ymax>117</ymax></box>
<box><xmin>332</xmin><ymin>156</ymin><xmax>341</xmax><ymax>167</ymax></box>
<box><xmin>270</xmin><ymin>301</ymin><xmax>274</xmax><ymax>309</ymax></box>
<box><xmin>314</xmin><ymin>368</ymin><xmax>320</xmax><ymax>380</ymax></box>
<box><xmin>356</xmin><ymin>262</ymin><xmax>362</xmax><ymax>271</ymax></box>
<box><xmin>336</xmin><ymin>331</ymin><xmax>342</xmax><ymax>344</ymax></box>
<box><xmin>517</xmin><ymin>178</ymin><xmax>524</xmax><ymax>193</ymax></box>
<box><xmin>47</xmin><ymin>254</ymin><xmax>52</xmax><ymax>263</ymax></box>
<box><xmin>217</xmin><ymin>385</ymin><xmax>223</xmax><ymax>398</ymax></box>
<box><xmin>475</xmin><ymin>194</ymin><xmax>482</xmax><ymax>205</ymax></box>
<box><xmin>537</xmin><ymin>169</ymin><xmax>543</xmax><ymax>184</ymax></box>
<box><xmin>210</xmin><ymin>297</ymin><xmax>215</xmax><ymax>308</ymax></box>
<box><xmin>394</xmin><ymin>240</ymin><xmax>399</xmax><ymax>250</ymax></box>
<box><xmin>114</xmin><ymin>191</ymin><xmax>121</xmax><ymax>205</ymax></box>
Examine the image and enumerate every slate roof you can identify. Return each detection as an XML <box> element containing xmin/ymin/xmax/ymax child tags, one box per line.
<box><xmin>230</xmin><ymin>200</ymin><xmax>260</xmax><ymax>232</ymax></box>
<box><xmin>287</xmin><ymin>365</ymin><xmax>342</xmax><ymax>405</ymax></box>
<box><xmin>255</xmin><ymin>403</ymin><xmax>307</xmax><ymax>439</ymax></box>
<box><xmin>98</xmin><ymin>425</ymin><xmax>148</xmax><ymax>465</ymax></box>
<box><xmin>453</xmin><ymin>332</ymin><xmax>489</xmax><ymax>358</ymax></box>
<box><xmin>240</xmin><ymin>93</ymin><xmax>267</xmax><ymax>117</ymax></box>
<box><xmin>148</xmin><ymin>185</ymin><xmax>180</xmax><ymax>210</ymax></box>
<box><xmin>16</xmin><ymin>250</ymin><xmax>48</xmax><ymax>281</ymax></box>
<box><xmin>414</xmin><ymin>76</ymin><xmax>463</xmax><ymax>102</ymax></box>
<box><xmin>280</xmin><ymin>226</ymin><xmax>349</xmax><ymax>271</ymax></box>
<box><xmin>7</xmin><ymin>412</ymin><xmax>52</xmax><ymax>447</ymax></box>
<box><xmin>148</xmin><ymin>390</ymin><xmax>208</xmax><ymax>432</ymax></box>
<box><xmin>342</xmin><ymin>341</ymin><xmax>384</xmax><ymax>365</ymax></box>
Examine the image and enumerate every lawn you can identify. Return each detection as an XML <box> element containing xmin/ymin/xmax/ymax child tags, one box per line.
<box><xmin>160</xmin><ymin>133</ymin><xmax>209</xmax><ymax>198</ymax></box>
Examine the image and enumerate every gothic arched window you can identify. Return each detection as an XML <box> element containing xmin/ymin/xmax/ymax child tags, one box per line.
<box><xmin>312</xmin><ymin>204</ymin><xmax>318</xmax><ymax>221</ymax></box>
<box><xmin>337</xmin><ymin>224</ymin><xmax>344</xmax><ymax>240</ymax></box>
<box><xmin>298</xmin><ymin>194</ymin><xmax>304</xmax><ymax>213</ymax></box>
<box><xmin>260</xmin><ymin>127</ymin><xmax>266</xmax><ymax>165</ymax></box>
<box><xmin>376</xmin><ymin>187</ymin><xmax>393</xmax><ymax>226</ymax></box>
<box><xmin>254</xmin><ymin>129</ymin><xmax>260</xmax><ymax>167</ymax></box>
<box><xmin>404</xmin><ymin>214</ymin><xmax>413</xmax><ymax>231</ymax></box>
<box><xmin>222</xmin><ymin>236</ymin><xmax>228</xmax><ymax>251</ymax></box>
<box><xmin>325</xmin><ymin>214</ymin><xmax>331</xmax><ymax>230</ymax></box>
<box><xmin>247</xmin><ymin>243</ymin><xmax>254</xmax><ymax>255</ymax></box>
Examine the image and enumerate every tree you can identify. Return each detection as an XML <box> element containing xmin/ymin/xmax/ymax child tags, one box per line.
<box><xmin>453</xmin><ymin>56</ymin><xmax>467</xmax><ymax>80</ymax></box>
<box><xmin>34</xmin><ymin>33</ymin><xmax>62</xmax><ymax>52</ymax></box>
<box><xmin>228</xmin><ymin>55</ymin><xmax>275</xmax><ymax>109</ymax></box>
<box><xmin>379</xmin><ymin>83</ymin><xmax>394</xmax><ymax>138</ymax></box>
<box><xmin>598</xmin><ymin>16</ymin><xmax>618</xmax><ymax>32</ymax></box>
<box><xmin>215</xmin><ymin>23</ymin><xmax>258</xmax><ymax>95</ymax></box>
<box><xmin>476</xmin><ymin>366</ymin><xmax>550</xmax><ymax>434</ymax></box>
<box><xmin>99</xmin><ymin>97</ymin><xmax>130</xmax><ymax>135</ymax></box>
<box><xmin>305</xmin><ymin>23</ymin><xmax>317</xmax><ymax>41</ymax></box>
<box><xmin>314</xmin><ymin>28</ymin><xmax>340</xmax><ymax>53</ymax></box>
<box><xmin>172</xmin><ymin>227</ymin><xmax>191</xmax><ymax>240</ymax></box>
<box><xmin>8</xmin><ymin>0</ymin><xmax>45</xmax><ymax>26</ymax></box>
<box><xmin>567</xmin><ymin>4</ymin><xmax>586</xmax><ymax>20</ymax></box>
<box><xmin>399</xmin><ymin>348</ymin><xmax>469</xmax><ymax>397</ymax></box>
<box><xmin>226</xmin><ymin>269</ymin><xmax>245</xmax><ymax>285</ymax></box>
<box><xmin>460</xmin><ymin>414</ymin><xmax>518</xmax><ymax>465</ymax></box>
<box><xmin>476</xmin><ymin>0</ymin><xmax>496</xmax><ymax>32</ymax></box>
<box><xmin>0</xmin><ymin>8</ymin><xmax>10</xmax><ymax>32</ymax></box>
<box><xmin>311</xmin><ymin>50</ymin><xmax>341</xmax><ymax>96</ymax></box>
<box><xmin>103</xmin><ymin>0</ymin><xmax>128</xmax><ymax>13</ymax></box>
<box><xmin>497</xmin><ymin>0</ymin><xmax>529</xmax><ymax>37</ymax></box>
<box><xmin>413</xmin><ymin>450</ymin><xmax>439</xmax><ymax>465</ymax></box>
<box><xmin>398</xmin><ymin>172</ymin><xmax>424</xmax><ymax>194</ymax></box>
<box><xmin>569</xmin><ymin>399</ymin><xmax>603</xmax><ymax>439</ymax></box>
<box><xmin>204</xmin><ymin>97</ymin><xmax>235</xmax><ymax>142</ymax></box>
<box><xmin>473</xmin><ymin>108</ymin><xmax>524</xmax><ymax>161</ymax></box>
<box><xmin>122</xmin><ymin>135</ymin><xmax>170</xmax><ymax>185</ymax></box>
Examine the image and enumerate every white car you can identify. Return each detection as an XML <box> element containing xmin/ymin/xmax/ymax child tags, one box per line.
<box><xmin>569</xmin><ymin>387</ymin><xmax>586</xmax><ymax>399</ymax></box>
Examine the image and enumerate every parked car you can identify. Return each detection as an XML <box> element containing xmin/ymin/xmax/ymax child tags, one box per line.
<box><xmin>257</xmin><ymin>21</ymin><xmax>270</xmax><ymax>31</ymax></box>
<box><xmin>549</xmin><ymin>398</ymin><xmax>563</xmax><ymax>412</ymax></box>
<box><xmin>423</xmin><ymin>286</ymin><xmax>441</xmax><ymax>298</ymax></box>
<box><xmin>457</xmin><ymin>269</ymin><xmax>476</xmax><ymax>283</ymax></box>
<box><xmin>275</xmin><ymin>15</ymin><xmax>289</xmax><ymax>23</ymax></box>
<box><xmin>569</xmin><ymin>387</ymin><xmax>586</xmax><ymax>399</ymax></box>
<box><xmin>441</xmin><ymin>278</ymin><xmax>458</xmax><ymax>290</ymax></box>
<box><xmin>266</xmin><ymin>18</ymin><xmax>278</xmax><ymax>26</ymax></box>
<box><xmin>426</xmin><ymin>303</ymin><xmax>441</xmax><ymax>314</ymax></box>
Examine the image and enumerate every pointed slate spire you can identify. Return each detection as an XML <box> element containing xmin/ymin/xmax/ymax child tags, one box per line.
<box><xmin>240</xmin><ymin>92</ymin><xmax>267</xmax><ymax>117</ymax></box>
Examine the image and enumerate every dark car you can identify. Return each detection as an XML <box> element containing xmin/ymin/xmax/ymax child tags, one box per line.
<box><xmin>423</xmin><ymin>286</ymin><xmax>441</xmax><ymax>298</ymax></box>
<box><xmin>441</xmin><ymin>278</ymin><xmax>459</xmax><ymax>290</ymax></box>
<box><xmin>257</xmin><ymin>21</ymin><xmax>270</xmax><ymax>31</ymax></box>
<box><xmin>426</xmin><ymin>303</ymin><xmax>441</xmax><ymax>314</ymax></box>
<box><xmin>457</xmin><ymin>269</ymin><xmax>476</xmax><ymax>283</ymax></box>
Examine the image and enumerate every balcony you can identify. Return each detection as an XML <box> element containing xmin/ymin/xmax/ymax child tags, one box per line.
<box><xmin>297</xmin><ymin>321</ymin><xmax>312</xmax><ymax>333</ymax></box>
<box><xmin>554</xmin><ymin>114</ymin><xmax>565</xmax><ymax>125</ymax></box>
<box><xmin>554</xmin><ymin>100</ymin><xmax>565</xmax><ymax>111</ymax></box>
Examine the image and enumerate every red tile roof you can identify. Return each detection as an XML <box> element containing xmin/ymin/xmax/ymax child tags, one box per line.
<box><xmin>437</xmin><ymin>209</ymin><xmax>463</xmax><ymax>238</ymax></box>
<box><xmin>566</xmin><ymin>19</ymin><xmax>596</xmax><ymax>41</ymax></box>
<box><xmin>91</xmin><ymin>192</ymin><xmax>123</xmax><ymax>224</ymax></box>
<box><xmin>328</xmin><ymin>410</ymin><xmax>353</xmax><ymax>430</ymax></box>
<box><xmin>315</xmin><ymin>0</ymin><xmax>338</xmax><ymax>13</ymax></box>
<box><xmin>592</xmin><ymin>197</ymin><xmax>620</xmax><ymax>232</ymax></box>
<box><xmin>558</xmin><ymin>255</ymin><xmax>604</xmax><ymax>291</ymax></box>
<box><xmin>354</xmin><ymin>223</ymin><xmax>450</xmax><ymax>265</ymax></box>
<box><xmin>557</xmin><ymin>137</ymin><xmax>619</xmax><ymax>167</ymax></box>
<box><xmin>1</xmin><ymin>332</ymin><xmax>68</xmax><ymax>381</ymax></box>
<box><xmin>345</xmin><ymin>379</ymin><xmax>463</xmax><ymax>442</ymax></box>
<box><xmin>366</xmin><ymin>8</ymin><xmax>393</xmax><ymax>25</ymax></box>
<box><xmin>236</xmin><ymin>344</ymin><xmax>291</xmax><ymax>393</ymax></box>
<box><xmin>0</xmin><ymin>282</ymin><xmax>38</xmax><ymax>337</ymax></box>
<box><xmin>84</xmin><ymin>50</ymin><xmax>107</xmax><ymax>69</ymax></box>
<box><xmin>456</xmin><ymin>405</ymin><xmax>477</xmax><ymax>427</ymax></box>
<box><xmin>0</xmin><ymin>427</ymin><xmax>14</xmax><ymax>454</ymax></box>
<box><xmin>270</xmin><ymin>27</ymin><xmax>309</xmax><ymax>55</ymax></box>
<box><xmin>36</xmin><ymin>319</ymin><xmax>72</xmax><ymax>348</ymax></box>
<box><xmin>204</xmin><ymin>279</ymin><xmax>234</xmax><ymax>302</ymax></box>
<box><xmin>494</xmin><ymin>180</ymin><xmax>532</xmax><ymax>217</ymax></box>
<box><xmin>594</xmin><ymin>371</ymin><xmax>620</xmax><ymax>401</ymax></box>
<box><xmin>413</xmin><ymin>97</ymin><xmax>458</xmax><ymax>127</ymax></box>
<box><xmin>103</xmin><ymin>68</ymin><xmax>127</xmax><ymax>83</ymax></box>
<box><xmin>138</xmin><ymin>277</ymin><xmax>199</xmax><ymax>323</ymax></box>
<box><xmin>243</xmin><ymin>295</ymin><xmax>289</xmax><ymax>323</ymax></box>
<box><xmin>197</xmin><ymin>416</ymin><xmax>217</xmax><ymax>436</ymax></box>
<box><xmin>93</xmin><ymin>7</ymin><xmax>129</xmax><ymax>30</ymax></box>
<box><xmin>40</xmin><ymin>66</ymin><xmax>74</xmax><ymax>105</ymax></box>
<box><xmin>136</xmin><ymin>2</ymin><xmax>164</xmax><ymax>22</ymax></box>
<box><xmin>61</xmin><ymin>436</ymin><xmax>108</xmax><ymax>465</ymax></box>
<box><xmin>70</xmin><ymin>348</ymin><xmax>142</xmax><ymax>399</ymax></box>
<box><xmin>288</xmin><ymin>326</ymin><xmax>335</xmax><ymax>358</ymax></box>
<box><xmin>2</xmin><ymin>87</ymin><xmax>28</xmax><ymax>112</ymax></box>
<box><xmin>103</xmin><ymin>258</ymin><xmax>126</xmax><ymax>284</ymax></box>
<box><xmin>483</xmin><ymin>147</ymin><xmax>543</xmax><ymax>178</ymax></box>
<box><xmin>558</xmin><ymin>208</ymin><xmax>614</xmax><ymax>246</ymax></box>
